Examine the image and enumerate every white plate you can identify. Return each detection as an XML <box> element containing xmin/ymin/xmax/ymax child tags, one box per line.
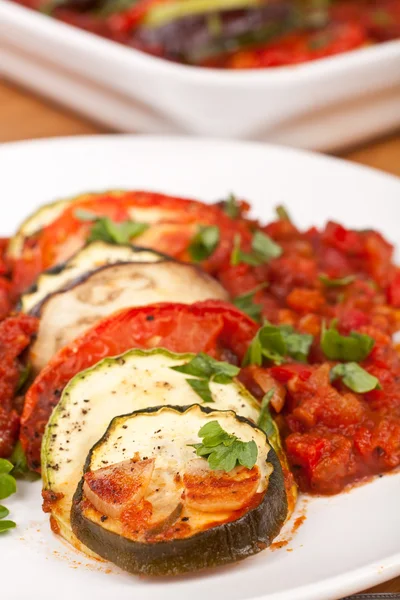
<box><xmin>1</xmin><ymin>0</ymin><xmax>400</xmax><ymax>151</ymax></box>
<box><xmin>1</xmin><ymin>135</ymin><xmax>400</xmax><ymax>600</ymax></box>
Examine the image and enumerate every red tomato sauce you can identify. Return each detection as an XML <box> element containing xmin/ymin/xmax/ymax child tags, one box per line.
<box><xmin>5</xmin><ymin>190</ymin><xmax>400</xmax><ymax>496</ymax></box>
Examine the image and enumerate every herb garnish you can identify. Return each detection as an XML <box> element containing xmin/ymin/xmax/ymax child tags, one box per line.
<box><xmin>243</xmin><ymin>322</ymin><xmax>313</xmax><ymax>366</ymax></box>
<box><xmin>0</xmin><ymin>459</ymin><xmax>16</xmax><ymax>533</ymax></box>
<box><xmin>190</xmin><ymin>421</ymin><xmax>258</xmax><ymax>472</ymax></box>
<box><xmin>75</xmin><ymin>209</ymin><xmax>149</xmax><ymax>245</ymax></box>
<box><xmin>275</xmin><ymin>205</ymin><xmax>291</xmax><ymax>221</ymax></box>
<box><xmin>319</xmin><ymin>274</ymin><xmax>356</xmax><ymax>288</ymax></box>
<box><xmin>231</xmin><ymin>231</ymin><xmax>282</xmax><ymax>267</ymax></box>
<box><xmin>233</xmin><ymin>284</ymin><xmax>267</xmax><ymax>322</ymax></box>
<box><xmin>257</xmin><ymin>389</ymin><xmax>275</xmax><ymax>439</ymax></box>
<box><xmin>330</xmin><ymin>363</ymin><xmax>381</xmax><ymax>394</ymax></box>
<box><xmin>188</xmin><ymin>225</ymin><xmax>220</xmax><ymax>262</ymax></box>
<box><xmin>221</xmin><ymin>194</ymin><xmax>241</xmax><ymax>219</ymax></box>
<box><xmin>321</xmin><ymin>321</ymin><xmax>374</xmax><ymax>362</ymax></box>
<box><xmin>171</xmin><ymin>353</ymin><xmax>239</xmax><ymax>404</ymax></box>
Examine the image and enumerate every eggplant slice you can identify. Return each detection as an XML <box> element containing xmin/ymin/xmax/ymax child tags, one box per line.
<box><xmin>21</xmin><ymin>241</ymin><xmax>164</xmax><ymax>313</ymax></box>
<box><xmin>42</xmin><ymin>348</ymin><xmax>261</xmax><ymax>551</ymax></box>
<box><xmin>29</xmin><ymin>260</ymin><xmax>228</xmax><ymax>372</ymax></box>
<box><xmin>71</xmin><ymin>404</ymin><xmax>287</xmax><ymax>576</ymax></box>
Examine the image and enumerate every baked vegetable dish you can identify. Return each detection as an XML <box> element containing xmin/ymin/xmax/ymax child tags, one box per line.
<box><xmin>13</xmin><ymin>0</ymin><xmax>400</xmax><ymax>68</ymax></box>
<box><xmin>0</xmin><ymin>188</ymin><xmax>399</xmax><ymax>576</ymax></box>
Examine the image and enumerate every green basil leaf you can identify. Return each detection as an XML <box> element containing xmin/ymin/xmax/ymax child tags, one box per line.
<box><xmin>319</xmin><ymin>274</ymin><xmax>356</xmax><ymax>287</ymax></box>
<box><xmin>330</xmin><ymin>362</ymin><xmax>381</xmax><ymax>393</ymax></box>
<box><xmin>188</xmin><ymin>225</ymin><xmax>220</xmax><ymax>262</ymax></box>
<box><xmin>275</xmin><ymin>205</ymin><xmax>291</xmax><ymax>221</ymax></box>
<box><xmin>0</xmin><ymin>474</ymin><xmax>17</xmax><ymax>500</ymax></box>
<box><xmin>233</xmin><ymin>284</ymin><xmax>267</xmax><ymax>322</ymax></box>
<box><xmin>257</xmin><ymin>389</ymin><xmax>275</xmax><ymax>438</ymax></box>
<box><xmin>0</xmin><ymin>505</ymin><xmax>9</xmax><ymax>519</ymax></box>
<box><xmin>187</xmin><ymin>379</ymin><xmax>214</xmax><ymax>403</ymax></box>
<box><xmin>321</xmin><ymin>322</ymin><xmax>375</xmax><ymax>362</ymax></box>
<box><xmin>0</xmin><ymin>520</ymin><xmax>16</xmax><ymax>534</ymax></box>
<box><xmin>251</xmin><ymin>231</ymin><xmax>283</xmax><ymax>262</ymax></box>
<box><xmin>221</xmin><ymin>194</ymin><xmax>241</xmax><ymax>219</ymax></box>
<box><xmin>0</xmin><ymin>460</ymin><xmax>13</xmax><ymax>475</ymax></box>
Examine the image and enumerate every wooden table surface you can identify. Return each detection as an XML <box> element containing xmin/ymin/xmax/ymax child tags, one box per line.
<box><xmin>0</xmin><ymin>78</ymin><xmax>399</xmax><ymax>597</ymax></box>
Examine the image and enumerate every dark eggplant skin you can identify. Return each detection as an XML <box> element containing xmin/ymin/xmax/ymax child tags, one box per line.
<box><xmin>71</xmin><ymin>405</ymin><xmax>288</xmax><ymax>576</ymax></box>
<box><xmin>21</xmin><ymin>244</ymin><xmax>178</xmax><ymax>317</ymax></box>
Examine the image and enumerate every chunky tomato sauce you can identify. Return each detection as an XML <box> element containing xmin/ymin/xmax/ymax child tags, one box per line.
<box><xmin>13</xmin><ymin>0</ymin><xmax>400</xmax><ymax>69</ymax></box>
<box><xmin>5</xmin><ymin>189</ymin><xmax>400</xmax><ymax>496</ymax></box>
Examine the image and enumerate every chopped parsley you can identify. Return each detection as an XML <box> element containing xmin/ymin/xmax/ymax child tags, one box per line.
<box><xmin>171</xmin><ymin>353</ymin><xmax>239</xmax><ymax>404</ymax></box>
<box><xmin>243</xmin><ymin>322</ymin><xmax>313</xmax><ymax>366</ymax></box>
<box><xmin>190</xmin><ymin>421</ymin><xmax>258</xmax><ymax>472</ymax></box>
<box><xmin>221</xmin><ymin>193</ymin><xmax>241</xmax><ymax>219</ymax></box>
<box><xmin>188</xmin><ymin>225</ymin><xmax>220</xmax><ymax>262</ymax></box>
<box><xmin>257</xmin><ymin>389</ymin><xmax>275</xmax><ymax>439</ymax></box>
<box><xmin>233</xmin><ymin>284</ymin><xmax>267</xmax><ymax>322</ymax></box>
<box><xmin>75</xmin><ymin>209</ymin><xmax>149</xmax><ymax>245</ymax></box>
<box><xmin>0</xmin><ymin>459</ymin><xmax>16</xmax><ymax>533</ymax></box>
<box><xmin>321</xmin><ymin>321</ymin><xmax>375</xmax><ymax>362</ymax></box>
<box><xmin>319</xmin><ymin>274</ymin><xmax>356</xmax><ymax>288</ymax></box>
<box><xmin>231</xmin><ymin>231</ymin><xmax>282</xmax><ymax>267</ymax></box>
<box><xmin>330</xmin><ymin>363</ymin><xmax>381</xmax><ymax>394</ymax></box>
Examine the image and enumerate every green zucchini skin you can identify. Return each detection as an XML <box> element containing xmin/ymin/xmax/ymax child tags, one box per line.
<box><xmin>71</xmin><ymin>405</ymin><xmax>287</xmax><ymax>576</ymax></box>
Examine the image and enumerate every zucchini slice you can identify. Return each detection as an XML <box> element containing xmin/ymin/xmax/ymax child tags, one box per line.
<box><xmin>71</xmin><ymin>404</ymin><xmax>287</xmax><ymax>575</ymax></box>
<box><xmin>7</xmin><ymin>192</ymin><xmax>98</xmax><ymax>259</ymax></box>
<box><xmin>29</xmin><ymin>260</ymin><xmax>228</xmax><ymax>372</ymax></box>
<box><xmin>42</xmin><ymin>348</ymin><xmax>261</xmax><ymax>550</ymax></box>
<box><xmin>20</xmin><ymin>242</ymin><xmax>164</xmax><ymax>314</ymax></box>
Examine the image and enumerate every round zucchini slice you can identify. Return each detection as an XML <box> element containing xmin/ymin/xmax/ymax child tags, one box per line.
<box><xmin>42</xmin><ymin>348</ymin><xmax>261</xmax><ymax>550</ymax></box>
<box><xmin>20</xmin><ymin>241</ymin><xmax>164</xmax><ymax>314</ymax></box>
<box><xmin>71</xmin><ymin>404</ymin><xmax>287</xmax><ymax>575</ymax></box>
<box><xmin>29</xmin><ymin>260</ymin><xmax>227</xmax><ymax>372</ymax></box>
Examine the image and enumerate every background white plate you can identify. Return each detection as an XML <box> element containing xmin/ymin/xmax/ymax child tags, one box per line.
<box><xmin>1</xmin><ymin>135</ymin><xmax>400</xmax><ymax>600</ymax></box>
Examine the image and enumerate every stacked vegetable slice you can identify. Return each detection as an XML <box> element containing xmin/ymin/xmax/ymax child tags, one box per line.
<box><xmin>5</xmin><ymin>190</ymin><xmax>290</xmax><ymax>573</ymax></box>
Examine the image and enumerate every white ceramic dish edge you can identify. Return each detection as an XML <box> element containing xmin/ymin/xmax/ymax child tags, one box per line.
<box><xmin>1</xmin><ymin>1</ymin><xmax>400</xmax><ymax>150</ymax></box>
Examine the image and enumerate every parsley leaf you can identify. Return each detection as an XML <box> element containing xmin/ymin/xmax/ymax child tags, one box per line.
<box><xmin>0</xmin><ymin>506</ymin><xmax>9</xmax><ymax>519</ymax></box>
<box><xmin>330</xmin><ymin>363</ymin><xmax>381</xmax><ymax>393</ymax></box>
<box><xmin>171</xmin><ymin>353</ymin><xmax>239</xmax><ymax>403</ymax></box>
<box><xmin>233</xmin><ymin>284</ymin><xmax>267</xmax><ymax>322</ymax></box>
<box><xmin>221</xmin><ymin>194</ymin><xmax>241</xmax><ymax>219</ymax></box>
<box><xmin>0</xmin><ymin>459</ymin><xmax>16</xmax><ymax>533</ymax></box>
<box><xmin>243</xmin><ymin>322</ymin><xmax>313</xmax><ymax>366</ymax></box>
<box><xmin>252</xmin><ymin>231</ymin><xmax>283</xmax><ymax>262</ymax></box>
<box><xmin>190</xmin><ymin>421</ymin><xmax>258</xmax><ymax>472</ymax></box>
<box><xmin>257</xmin><ymin>389</ymin><xmax>275</xmax><ymax>438</ymax></box>
<box><xmin>0</xmin><ymin>521</ymin><xmax>16</xmax><ymax>533</ymax></box>
<box><xmin>231</xmin><ymin>231</ymin><xmax>282</xmax><ymax>267</ymax></box>
<box><xmin>10</xmin><ymin>442</ymin><xmax>37</xmax><ymax>479</ymax></box>
<box><xmin>275</xmin><ymin>205</ymin><xmax>291</xmax><ymax>221</ymax></box>
<box><xmin>75</xmin><ymin>209</ymin><xmax>149</xmax><ymax>245</ymax></box>
<box><xmin>321</xmin><ymin>321</ymin><xmax>375</xmax><ymax>362</ymax></box>
<box><xmin>188</xmin><ymin>225</ymin><xmax>220</xmax><ymax>262</ymax></box>
<box><xmin>319</xmin><ymin>274</ymin><xmax>356</xmax><ymax>288</ymax></box>
<box><xmin>17</xmin><ymin>363</ymin><xmax>31</xmax><ymax>393</ymax></box>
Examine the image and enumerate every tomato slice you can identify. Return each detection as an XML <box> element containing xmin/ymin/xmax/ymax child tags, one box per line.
<box><xmin>12</xmin><ymin>191</ymin><xmax>251</xmax><ymax>293</ymax></box>
<box><xmin>20</xmin><ymin>300</ymin><xmax>257</xmax><ymax>470</ymax></box>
